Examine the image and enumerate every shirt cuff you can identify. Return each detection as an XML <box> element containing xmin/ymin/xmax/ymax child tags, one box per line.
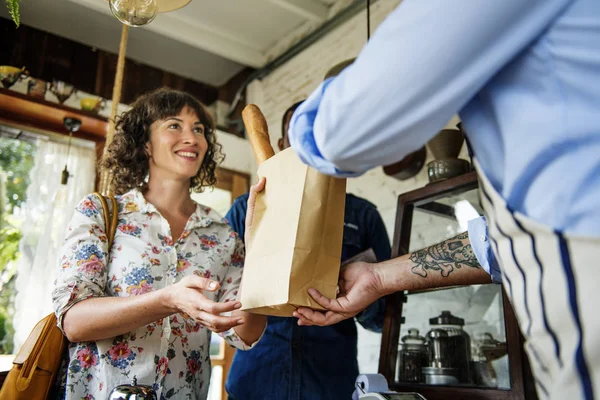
<box><xmin>219</xmin><ymin>322</ymin><xmax>267</xmax><ymax>351</ymax></box>
<box><xmin>468</xmin><ymin>217</ymin><xmax>502</xmax><ymax>284</ymax></box>
<box><xmin>288</xmin><ymin>78</ymin><xmax>362</xmax><ymax>178</ymax></box>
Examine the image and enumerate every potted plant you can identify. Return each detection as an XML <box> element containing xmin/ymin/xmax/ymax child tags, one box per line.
<box><xmin>6</xmin><ymin>0</ymin><xmax>21</xmax><ymax>27</ymax></box>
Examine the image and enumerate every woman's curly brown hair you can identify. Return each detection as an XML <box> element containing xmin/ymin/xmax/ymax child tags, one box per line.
<box><xmin>102</xmin><ymin>88</ymin><xmax>223</xmax><ymax>195</ymax></box>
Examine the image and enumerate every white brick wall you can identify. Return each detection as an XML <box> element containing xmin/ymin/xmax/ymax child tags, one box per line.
<box><xmin>215</xmin><ymin>129</ymin><xmax>254</xmax><ymax>174</ymax></box>
<box><xmin>245</xmin><ymin>0</ymin><xmax>471</xmax><ymax>376</ymax></box>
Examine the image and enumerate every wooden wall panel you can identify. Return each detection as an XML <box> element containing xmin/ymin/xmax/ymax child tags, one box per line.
<box><xmin>0</xmin><ymin>18</ymin><xmax>218</xmax><ymax>107</ymax></box>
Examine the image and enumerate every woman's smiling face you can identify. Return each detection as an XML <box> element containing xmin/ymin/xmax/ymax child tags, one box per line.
<box><xmin>146</xmin><ymin>105</ymin><xmax>208</xmax><ymax>183</ymax></box>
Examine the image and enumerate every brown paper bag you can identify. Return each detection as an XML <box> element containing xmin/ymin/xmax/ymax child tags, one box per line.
<box><xmin>239</xmin><ymin>105</ymin><xmax>346</xmax><ymax>316</ymax></box>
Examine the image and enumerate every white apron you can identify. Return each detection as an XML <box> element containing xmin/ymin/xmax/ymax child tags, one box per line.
<box><xmin>475</xmin><ymin>160</ymin><xmax>600</xmax><ymax>399</ymax></box>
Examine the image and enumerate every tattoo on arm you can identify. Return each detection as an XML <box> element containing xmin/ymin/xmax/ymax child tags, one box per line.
<box><xmin>409</xmin><ymin>232</ymin><xmax>479</xmax><ymax>278</ymax></box>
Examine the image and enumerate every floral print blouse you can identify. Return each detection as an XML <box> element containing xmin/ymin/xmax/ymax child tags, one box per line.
<box><xmin>52</xmin><ymin>189</ymin><xmax>258</xmax><ymax>400</ymax></box>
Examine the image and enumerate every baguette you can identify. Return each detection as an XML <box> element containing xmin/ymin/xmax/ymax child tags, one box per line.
<box><xmin>242</xmin><ymin>104</ymin><xmax>275</xmax><ymax>165</ymax></box>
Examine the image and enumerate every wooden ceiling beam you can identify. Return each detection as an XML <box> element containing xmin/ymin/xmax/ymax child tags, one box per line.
<box><xmin>71</xmin><ymin>0</ymin><xmax>268</xmax><ymax>68</ymax></box>
<box><xmin>268</xmin><ymin>0</ymin><xmax>329</xmax><ymax>23</ymax></box>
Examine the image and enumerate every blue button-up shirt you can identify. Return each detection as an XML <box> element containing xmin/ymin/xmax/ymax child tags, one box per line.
<box><xmin>225</xmin><ymin>193</ymin><xmax>391</xmax><ymax>400</ymax></box>
<box><xmin>288</xmin><ymin>0</ymin><xmax>600</xmax><ymax>273</ymax></box>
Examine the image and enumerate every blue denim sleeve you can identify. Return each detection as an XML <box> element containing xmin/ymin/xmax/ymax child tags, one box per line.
<box><xmin>467</xmin><ymin>216</ymin><xmax>502</xmax><ymax>283</ymax></box>
<box><xmin>224</xmin><ymin>193</ymin><xmax>249</xmax><ymax>245</ymax></box>
<box><xmin>366</xmin><ymin>208</ymin><xmax>391</xmax><ymax>263</ymax></box>
<box><xmin>355</xmin><ymin>298</ymin><xmax>385</xmax><ymax>333</ymax></box>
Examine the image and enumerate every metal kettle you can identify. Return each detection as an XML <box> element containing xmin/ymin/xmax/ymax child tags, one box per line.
<box><xmin>425</xmin><ymin>311</ymin><xmax>472</xmax><ymax>384</ymax></box>
<box><xmin>107</xmin><ymin>376</ymin><xmax>157</xmax><ymax>400</ymax></box>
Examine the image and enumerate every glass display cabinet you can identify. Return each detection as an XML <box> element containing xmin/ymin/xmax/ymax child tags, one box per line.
<box><xmin>378</xmin><ymin>172</ymin><xmax>538</xmax><ymax>400</ymax></box>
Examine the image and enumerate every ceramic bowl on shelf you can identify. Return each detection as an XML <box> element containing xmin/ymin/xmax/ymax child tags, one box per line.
<box><xmin>0</xmin><ymin>66</ymin><xmax>28</xmax><ymax>89</ymax></box>
<box><xmin>383</xmin><ymin>146</ymin><xmax>427</xmax><ymax>181</ymax></box>
<box><xmin>427</xmin><ymin>159</ymin><xmax>470</xmax><ymax>183</ymax></box>
<box><xmin>49</xmin><ymin>79</ymin><xmax>76</xmax><ymax>104</ymax></box>
<box><xmin>427</xmin><ymin>129</ymin><xmax>465</xmax><ymax>160</ymax></box>
<box><xmin>27</xmin><ymin>78</ymin><xmax>49</xmax><ymax>99</ymax></box>
<box><xmin>80</xmin><ymin>97</ymin><xmax>107</xmax><ymax>114</ymax></box>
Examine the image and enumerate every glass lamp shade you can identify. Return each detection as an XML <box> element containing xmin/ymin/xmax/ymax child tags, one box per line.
<box><xmin>109</xmin><ymin>0</ymin><xmax>158</xmax><ymax>27</ymax></box>
<box><xmin>156</xmin><ymin>0</ymin><xmax>191</xmax><ymax>12</ymax></box>
<box><xmin>106</xmin><ymin>0</ymin><xmax>191</xmax><ymax>26</ymax></box>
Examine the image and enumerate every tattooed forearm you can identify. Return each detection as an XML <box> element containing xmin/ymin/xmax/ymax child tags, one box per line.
<box><xmin>455</xmin><ymin>231</ymin><xmax>468</xmax><ymax>240</ymax></box>
<box><xmin>409</xmin><ymin>231</ymin><xmax>479</xmax><ymax>278</ymax></box>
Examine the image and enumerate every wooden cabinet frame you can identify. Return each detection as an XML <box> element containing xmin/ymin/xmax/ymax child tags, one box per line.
<box><xmin>378</xmin><ymin>172</ymin><xmax>538</xmax><ymax>400</ymax></box>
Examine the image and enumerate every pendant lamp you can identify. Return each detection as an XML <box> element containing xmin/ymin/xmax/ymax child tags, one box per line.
<box><xmin>107</xmin><ymin>0</ymin><xmax>191</xmax><ymax>26</ymax></box>
<box><xmin>99</xmin><ymin>0</ymin><xmax>192</xmax><ymax>194</ymax></box>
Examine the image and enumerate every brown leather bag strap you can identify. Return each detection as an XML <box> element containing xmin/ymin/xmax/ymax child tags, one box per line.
<box><xmin>91</xmin><ymin>192</ymin><xmax>117</xmax><ymax>247</ymax></box>
<box><xmin>16</xmin><ymin>314</ymin><xmax>56</xmax><ymax>386</ymax></box>
<box><xmin>107</xmin><ymin>195</ymin><xmax>118</xmax><ymax>248</ymax></box>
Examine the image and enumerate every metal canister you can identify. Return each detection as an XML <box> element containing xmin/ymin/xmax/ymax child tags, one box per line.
<box><xmin>107</xmin><ymin>376</ymin><xmax>157</xmax><ymax>400</ymax></box>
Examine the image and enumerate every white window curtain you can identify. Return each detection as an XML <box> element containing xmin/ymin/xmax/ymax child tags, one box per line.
<box><xmin>12</xmin><ymin>137</ymin><xmax>97</xmax><ymax>351</ymax></box>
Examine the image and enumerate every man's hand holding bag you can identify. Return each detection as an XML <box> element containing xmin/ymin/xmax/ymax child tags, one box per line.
<box><xmin>239</xmin><ymin>104</ymin><xmax>346</xmax><ymax>316</ymax></box>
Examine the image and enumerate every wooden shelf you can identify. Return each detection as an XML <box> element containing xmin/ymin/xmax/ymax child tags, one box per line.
<box><xmin>0</xmin><ymin>88</ymin><xmax>108</xmax><ymax>143</ymax></box>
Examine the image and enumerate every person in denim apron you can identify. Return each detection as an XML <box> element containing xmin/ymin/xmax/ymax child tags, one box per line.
<box><xmin>286</xmin><ymin>0</ymin><xmax>600</xmax><ymax>399</ymax></box>
<box><xmin>225</xmin><ymin>102</ymin><xmax>391</xmax><ymax>400</ymax></box>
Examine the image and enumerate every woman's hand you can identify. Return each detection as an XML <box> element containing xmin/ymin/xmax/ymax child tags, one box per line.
<box><xmin>166</xmin><ymin>274</ymin><xmax>244</xmax><ymax>333</ymax></box>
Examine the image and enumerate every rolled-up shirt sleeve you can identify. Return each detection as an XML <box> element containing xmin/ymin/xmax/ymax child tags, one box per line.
<box><xmin>288</xmin><ymin>0</ymin><xmax>571</xmax><ymax>177</ymax></box>
<box><xmin>468</xmin><ymin>216</ymin><xmax>502</xmax><ymax>284</ymax></box>
<box><xmin>52</xmin><ymin>195</ymin><xmax>110</xmax><ymax>333</ymax></box>
<box><xmin>288</xmin><ymin>79</ymin><xmax>359</xmax><ymax>177</ymax></box>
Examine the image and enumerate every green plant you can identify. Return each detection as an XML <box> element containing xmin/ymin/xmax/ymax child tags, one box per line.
<box><xmin>0</xmin><ymin>139</ymin><xmax>36</xmax><ymax>353</ymax></box>
<box><xmin>0</xmin><ymin>298</ymin><xmax>15</xmax><ymax>354</ymax></box>
<box><xmin>0</xmin><ymin>173</ymin><xmax>20</xmax><ymax>354</ymax></box>
<box><xmin>0</xmin><ymin>205</ymin><xmax>19</xmax><ymax>354</ymax></box>
<box><xmin>0</xmin><ymin>138</ymin><xmax>35</xmax><ymax>212</ymax></box>
<box><xmin>6</xmin><ymin>0</ymin><xmax>20</xmax><ymax>27</ymax></box>
<box><xmin>0</xmin><ymin>141</ymin><xmax>33</xmax><ymax>353</ymax></box>
<box><xmin>0</xmin><ymin>226</ymin><xmax>21</xmax><ymax>272</ymax></box>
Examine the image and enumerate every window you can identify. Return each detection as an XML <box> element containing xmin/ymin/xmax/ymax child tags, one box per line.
<box><xmin>0</xmin><ymin>125</ymin><xmax>97</xmax><ymax>372</ymax></box>
<box><xmin>0</xmin><ymin>132</ymin><xmax>37</xmax><ymax>369</ymax></box>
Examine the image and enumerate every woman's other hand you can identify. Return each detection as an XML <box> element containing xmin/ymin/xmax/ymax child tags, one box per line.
<box><xmin>166</xmin><ymin>274</ymin><xmax>244</xmax><ymax>333</ymax></box>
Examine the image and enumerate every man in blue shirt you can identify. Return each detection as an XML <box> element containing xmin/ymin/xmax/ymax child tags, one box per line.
<box><xmin>225</xmin><ymin>101</ymin><xmax>391</xmax><ymax>400</ymax></box>
<box><xmin>288</xmin><ymin>1</ymin><xmax>600</xmax><ymax>399</ymax></box>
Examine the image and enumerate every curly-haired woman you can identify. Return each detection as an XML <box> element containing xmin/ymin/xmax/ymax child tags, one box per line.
<box><xmin>52</xmin><ymin>88</ymin><xmax>266</xmax><ymax>399</ymax></box>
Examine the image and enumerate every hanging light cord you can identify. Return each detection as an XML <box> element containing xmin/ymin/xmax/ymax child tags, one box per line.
<box><xmin>61</xmin><ymin>131</ymin><xmax>73</xmax><ymax>185</ymax></box>
<box><xmin>367</xmin><ymin>0</ymin><xmax>371</xmax><ymax>40</ymax></box>
<box><xmin>65</xmin><ymin>132</ymin><xmax>73</xmax><ymax>165</ymax></box>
